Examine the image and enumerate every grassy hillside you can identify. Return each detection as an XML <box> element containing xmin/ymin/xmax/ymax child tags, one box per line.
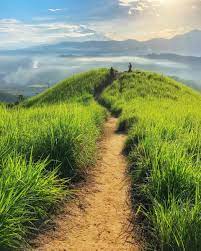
<box><xmin>23</xmin><ymin>68</ymin><xmax>110</xmax><ymax>107</ymax></box>
<box><xmin>0</xmin><ymin>69</ymin><xmax>109</xmax><ymax>249</ymax></box>
<box><xmin>1</xmin><ymin>68</ymin><xmax>200</xmax><ymax>250</ymax></box>
<box><xmin>100</xmin><ymin>70</ymin><xmax>201</xmax><ymax>250</ymax></box>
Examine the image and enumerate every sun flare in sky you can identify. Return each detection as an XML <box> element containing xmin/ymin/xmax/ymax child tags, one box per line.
<box><xmin>0</xmin><ymin>0</ymin><xmax>200</xmax><ymax>49</ymax></box>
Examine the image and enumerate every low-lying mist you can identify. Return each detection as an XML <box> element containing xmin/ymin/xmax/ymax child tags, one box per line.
<box><xmin>0</xmin><ymin>54</ymin><xmax>200</xmax><ymax>96</ymax></box>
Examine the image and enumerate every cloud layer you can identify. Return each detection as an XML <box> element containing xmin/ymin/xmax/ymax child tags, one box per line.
<box><xmin>95</xmin><ymin>0</ymin><xmax>201</xmax><ymax>40</ymax></box>
<box><xmin>0</xmin><ymin>19</ymin><xmax>107</xmax><ymax>49</ymax></box>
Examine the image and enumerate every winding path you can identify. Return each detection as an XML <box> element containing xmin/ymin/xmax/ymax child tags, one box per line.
<box><xmin>32</xmin><ymin>117</ymin><xmax>139</xmax><ymax>251</ymax></box>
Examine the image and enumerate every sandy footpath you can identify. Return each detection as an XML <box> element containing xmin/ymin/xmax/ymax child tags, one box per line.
<box><xmin>31</xmin><ymin>117</ymin><xmax>139</xmax><ymax>251</ymax></box>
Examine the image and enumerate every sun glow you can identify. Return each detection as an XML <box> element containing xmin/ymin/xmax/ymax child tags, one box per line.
<box><xmin>158</xmin><ymin>0</ymin><xmax>178</xmax><ymax>5</ymax></box>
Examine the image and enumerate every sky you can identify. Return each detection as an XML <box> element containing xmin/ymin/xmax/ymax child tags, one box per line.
<box><xmin>0</xmin><ymin>0</ymin><xmax>201</xmax><ymax>49</ymax></box>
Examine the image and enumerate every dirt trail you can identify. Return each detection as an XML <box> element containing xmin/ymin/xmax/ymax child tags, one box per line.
<box><xmin>32</xmin><ymin>117</ymin><xmax>139</xmax><ymax>251</ymax></box>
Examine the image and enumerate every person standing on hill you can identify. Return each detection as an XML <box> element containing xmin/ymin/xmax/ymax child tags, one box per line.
<box><xmin>110</xmin><ymin>67</ymin><xmax>115</xmax><ymax>78</ymax></box>
<box><xmin>128</xmin><ymin>62</ymin><xmax>132</xmax><ymax>72</ymax></box>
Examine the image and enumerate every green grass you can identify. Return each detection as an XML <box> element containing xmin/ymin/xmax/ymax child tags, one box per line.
<box><xmin>1</xmin><ymin>67</ymin><xmax>200</xmax><ymax>250</ymax></box>
<box><xmin>0</xmin><ymin>155</ymin><xmax>66</xmax><ymax>249</ymax></box>
<box><xmin>100</xmin><ymin>70</ymin><xmax>201</xmax><ymax>250</ymax></box>
<box><xmin>0</xmin><ymin>102</ymin><xmax>106</xmax><ymax>178</ymax></box>
<box><xmin>0</xmin><ymin>69</ymin><xmax>109</xmax><ymax>249</ymax></box>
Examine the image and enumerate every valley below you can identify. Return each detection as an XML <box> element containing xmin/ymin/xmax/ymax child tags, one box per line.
<box><xmin>0</xmin><ymin>53</ymin><xmax>200</xmax><ymax>101</ymax></box>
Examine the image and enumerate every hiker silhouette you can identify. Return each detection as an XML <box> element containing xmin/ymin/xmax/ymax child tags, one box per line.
<box><xmin>128</xmin><ymin>63</ymin><xmax>132</xmax><ymax>72</ymax></box>
<box><xmin>110</xmin><ymin>67</ymin><xmax>115</xmax><ymax>78</ymax></box>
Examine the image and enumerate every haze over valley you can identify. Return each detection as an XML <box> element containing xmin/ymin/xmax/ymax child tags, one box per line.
<box><xmin>1</xmin><ymin>29</ymin><xmax>201</xmax><ymax>98</ymax></box>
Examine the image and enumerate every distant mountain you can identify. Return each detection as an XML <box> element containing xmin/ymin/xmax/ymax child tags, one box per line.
<box><xmin>146</xmin><ymin>53</ymin><xmax>201</xmax><ymax>68</ymax></box>
<box><xmin>0</xmin><ymin>91</ymin><xmax>18</xmax><ymax>103</ymax></box>
<box><xmin>1</xmin><ymin>29</ymin><xmax>201</xmax><ymax>57</ymax></box>
<box><xmin>0</xmin><ymin>39</ymin><xmax>147</xmax><ymax>57</ymax></box>
<box><xmin>144</xmin><ymin>30</ymin><xmax>201</xmax><ymax>56</ymax></box>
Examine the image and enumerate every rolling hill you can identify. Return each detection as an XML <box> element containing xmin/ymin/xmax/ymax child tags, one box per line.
<box><xmin>23</xmin><ymin>68</ymin><xmax>111</xmax><ymax>107</ymax></box>
<box><xmin>0</xmin><ymin>68</ymin><xmax>201</xmax><ymax>250</ymax></box>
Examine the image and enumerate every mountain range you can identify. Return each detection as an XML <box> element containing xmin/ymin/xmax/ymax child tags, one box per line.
<box><xmin>0</xmin><ymin>91</ymin><xmax>18</xmax><ymax>103</ymax></box>
<box><xmin>146</xmin><ymin>53</ymin><xmax>201</xmax><ymax>68</ymax></box>
<box><xmin>1</xmin><ymin>29</ymin><xmax>201</xmax><ymax>57</ymax></box>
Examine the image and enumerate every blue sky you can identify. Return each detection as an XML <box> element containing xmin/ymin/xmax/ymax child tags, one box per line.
<box><xmin>0</xmin><ymin>1</ymin><xmax>117</xmax><ymax>21</ymax></box>
<box><xmin>0</xmin><ymin>0</ymin><xmax>201</xmax><ymax>49</ymax></box>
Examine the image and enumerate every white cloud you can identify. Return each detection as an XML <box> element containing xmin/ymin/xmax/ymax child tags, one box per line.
<box><xmin>119</xmin><ymin>0</ymin><xmax>139</xmax><ymax>7</ymax></box>
<box><xmin>128</xmin><ymin>6</ymin><xmax>144</xmax><ymax>15</ymax></box>
<box><xmin>119</xmin><ymin>0</ymin><xmax>159</xmax><ymax>15</ymax></box>
<box><xmin>0</xmin><ymin>19</ymin><xmax>106</xmax><ymax>49</ymax></box>
<box><xmin>118</xmin><ymin>0</ymin><xmax>201</xmax><ymax>20</ymax></box>
<box><xmin>48</xmin><ymin>8</ymin><xmax>63</xmax><ymax>12</ymax></box>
